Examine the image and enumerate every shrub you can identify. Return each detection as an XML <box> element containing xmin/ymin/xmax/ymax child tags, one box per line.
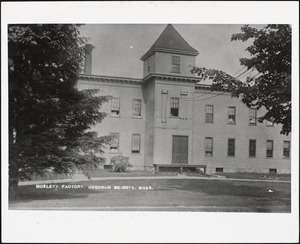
<box><xmin>110</xmin><ymin>155</ymin><xmax>132</xmax><ymax>172</ymax></box>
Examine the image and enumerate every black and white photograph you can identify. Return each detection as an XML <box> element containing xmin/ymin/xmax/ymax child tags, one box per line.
<box><xmin>2</xmin><ymin>1</ymin><xmax>299</xmax><ymax>243</ymax></box>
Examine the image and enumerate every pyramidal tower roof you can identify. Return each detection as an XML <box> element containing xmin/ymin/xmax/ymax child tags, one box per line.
<box><xmin>141</xmin><ymin>24</ymin><xmax>199</xmax><ymax>61</ymax></box>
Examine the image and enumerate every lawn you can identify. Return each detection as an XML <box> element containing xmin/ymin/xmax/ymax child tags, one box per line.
<box><xmin>9</xmin><ymin>178</ymin><xmax>291</xmax><ymax>212</ymax></box>
<box><xmin>214</xmin><ymin>172</ymin><xmax>291</xmax><ymax>181</ymax></box>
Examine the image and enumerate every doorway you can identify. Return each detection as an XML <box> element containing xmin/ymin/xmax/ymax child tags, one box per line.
<box><xmin>172</xmin><ymin>135</ymin><xmax>188</xmax><ymax>164</ymax></box>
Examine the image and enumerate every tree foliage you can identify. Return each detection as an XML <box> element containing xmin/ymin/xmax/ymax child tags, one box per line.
<box><xmin>8</xmin><ymin>24</ymin><xmax>110</xmax><ymax>190</ymax></box>
<box><xmin>192</xmin><ymin>25</ymin><xmax>291</xmax><ymax>135</ymax></box>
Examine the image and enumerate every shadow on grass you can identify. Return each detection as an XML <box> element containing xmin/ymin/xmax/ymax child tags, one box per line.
<box><xmin>9</xmin><ymin>185</ymin><xmax>102</xmax><ymax>204</ymax></box>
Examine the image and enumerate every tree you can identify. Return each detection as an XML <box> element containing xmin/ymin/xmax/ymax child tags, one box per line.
<box><xmin>192</xmin><ymin>25</ymin><xmax>291</xmax><ymax>135</ymax></box>
<box><xmin>8</xmin><ymin>24</ymin><xmax>110</xmax><ymax>199</ymax></box>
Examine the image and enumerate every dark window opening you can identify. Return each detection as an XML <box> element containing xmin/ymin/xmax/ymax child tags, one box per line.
<box><xmin>266</xmin><ymin>140</ymin><xmax>273</xmax><ymax>158</ymax></box>
<box><xmin>170</xmin><ymin>97</ymin><xmax>179</xmax><ymax>117</ymax></box>
<box><xmin>228</xmin><ymin>138</ymin><xmax>235</xmax><ymax>157</ymax></box>
<box><xmin>283</xmin><ymin>141</ymin><xmax>290</xmax><ymax>158</ymax></box>
<box><xmin>269</xmin><ymin>168</ymin><xmax>277</xmax><ymax>174</ymax></box>
<box><xmin>216</xmin><ymin>167</ymin><xmax>224</xmax><ymax>173</ymax></box>
<box><xmin>249</xmin><ymin>139</ymin><xmax>256</xmax><ymax>157</ymax></box>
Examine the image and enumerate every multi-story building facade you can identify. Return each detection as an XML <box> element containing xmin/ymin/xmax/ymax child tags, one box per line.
<box><xmin>78</xmin><ymin>24</ymin><xmax>291</xmax><ymax>174</ymax></box>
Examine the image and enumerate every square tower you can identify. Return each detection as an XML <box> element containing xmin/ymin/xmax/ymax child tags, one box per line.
<box><xmin>141</xmin><ymin>24</ymin><xmax>199</xmax><ymax>77</ymax></box>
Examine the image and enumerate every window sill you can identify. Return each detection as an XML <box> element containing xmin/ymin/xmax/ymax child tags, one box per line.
<box><xmin>205</xmin><ymin>122</ymin><xmax>214</xmax><ymax>124</ymax></box>
<box><xmin>131</xmin><ymin>153</ymin><xmax>142</xmax><ymax>155</ymax></box>
<box><xmin>249</xmin><ymin>124</ymin><xmax>257</xmax><ymax>126</ymax></box>
<box><xmin>282</xmin><ymin>157</ymin><xmax>290</xmax><ymax>159</ymax></box>
<box><xmin>266</xmin><ymin>157</ymin><xmax>273</xmax><ymax>159</ymax></box>
<box><xmin>227</xmin><ymin>156</ymin><xmax>236</xmax><ymax>158</ymax></box>
<box><xmin>227</xmin><ymin>123</ymin><xmax>236</xmax><ymax>125</ymax></box>
<box><xmin>110</xmin><ymin>115</ymin><xmax>121</xmax><ymax>118</ymax></box>
<box><xmin>170</xmin><ymin>116</ymin><xmax>179</xmax><ymax>118</ymax></box>
<box><xmin>249</xmin><ymin>156</ymin><xmax>256</xmax><ymax>158</ymax></box>
<box><xmin>132</xmin><ymin>116</ymin><xmax>142</xmax><ymax>119</ymax></box>
<box><xmin>205</xmin><ymin>155</ymin><xmax>213</xmax><ymax>157</ymax></box>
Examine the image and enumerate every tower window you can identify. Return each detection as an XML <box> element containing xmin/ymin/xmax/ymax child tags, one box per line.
<box><xmin>147</xmin><ymin>59</ymin><xmax>151</xmax><ymax>74</ymax></box>
<box><xmin>170</xmin><ymin>97</ymin><xmax>179</xmax><ymax>117</ymax></box>
<box><xmin>171</xmin><ymin>56</ymin><xmax>180</xmax><ymax>73</ymax></box>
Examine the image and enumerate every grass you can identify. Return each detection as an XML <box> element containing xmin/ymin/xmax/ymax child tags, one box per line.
<box><xmin>10</xmin><ymin>178</ymin><xmax>291</xmax><ymax>212</ymax></box>
<box><xmin>214</xmin><ymin>172</ymin><xmax>291</xmax><ymax>181</ymax></box>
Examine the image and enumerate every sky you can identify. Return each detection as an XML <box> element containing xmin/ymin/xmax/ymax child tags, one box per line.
<box><xmin>79</xmin><ymin>24</ymin><xmax>265</xmax><ymax>79</ymax></box>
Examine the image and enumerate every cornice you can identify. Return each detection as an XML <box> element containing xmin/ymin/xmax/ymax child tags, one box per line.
<box><xmin>142</xmin><ymin>73</ymin><xmax>202</xmax><ymax>84</ymax></box>
<box><xmin>79</xmin><ymin>74</ymin><xmax>142</xmax><ymax>85</ymax></box>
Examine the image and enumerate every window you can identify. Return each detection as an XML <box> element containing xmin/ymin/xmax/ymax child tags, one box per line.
<box><xmin>110</xmin><ymin>133</ymin><xmax>119</xmax><ymax>153</ymax></box>
<box><xmin>249</xmin><ymin>139</ymin><xmax>256</xmax><ymax>157</ymax></box>
<box><xmin>266</xmin><ymin>140</ymin><xmax>273</xmax><ymax>158</ymax></box>
<box><xmin>170</xmin><ymin>97</ymin><xmax>179</xmax><ymax>117</ymax></box>
<box><xmin>171</xmin><ymin>56</ymin><xmax>180</xmax><ymax>73</ymax></box>
<box><xmin>228</xmin><ymin>138</ymin><xmax>235</xmax><ymax>157</ymax></box>
<box><xmin>269</xmin><ymin>168</ymin><xmax>277</xmax><ymax>174</ymax></box>
<box><xmin>131</xmin><ymin>134</ymin><xmax>141</xmax><ymax>153</ymax></box>
<box><xmin>133</xmin><ymin>99</ymin><xmax>141</xmax><ymax>117</ymax></box>
<box><xmin>111</xmin><ymin>98</ymin><xmax>120</xmax><ymax>116</ymax></box>
<box><xmin>249</xmin><ymin>108</ymin><xmax>257</xmax><ymax>125</ymax></box>
<box><xmin>283</xmin><ymin>141</ymin><xmax>290</xmax><ymax>158</ymax></box>
<box><xmin>147</xmin><ymin>59</ymin><xmax>151</xmax><ymax>74</ymax></box>
<box><xmin>205</xmin><ymin>105</ymin><xmax>214</xmax><ymax>123</ymax></box>
<box><xmin>228</xmin><ymin>107</ymin><xmax>236</xmax><ymax>124</ymax></box>
<box><xmin>266</xmin><ymin>119</ymin><xmax>274</xmax><ymax>126</ymax></box>
<box><xmin>205</xmin><ymin>137</ymin><xmax>213</xmax><ymax>156</ymax></box>
<box><xmin>216</xmin><ymin>167</ymin><xmax>224</xmax><ymax>173</ymax></box>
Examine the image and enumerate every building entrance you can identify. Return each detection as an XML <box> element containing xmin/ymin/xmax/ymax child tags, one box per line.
<box><xmin>172</xmin><ymin>135</ymin><xmax>188</xmax><ymax>164</ymax></box>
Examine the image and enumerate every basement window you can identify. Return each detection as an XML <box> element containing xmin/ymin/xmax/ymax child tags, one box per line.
<box><xmin>269</xmin><ymin>168</ymin><xmax>277</xmax><ymax>174</ymax></box>
<box><xmin>216</xmin><ymin>167</ymin><xmax>224</xmax><ymax>173</ymax></box>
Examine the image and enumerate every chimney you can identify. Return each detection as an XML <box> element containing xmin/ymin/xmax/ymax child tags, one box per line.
<box><xmin>84</xmin><ymin>44</ymin><xmax>94</xmax><ymax>75</ymax></box>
